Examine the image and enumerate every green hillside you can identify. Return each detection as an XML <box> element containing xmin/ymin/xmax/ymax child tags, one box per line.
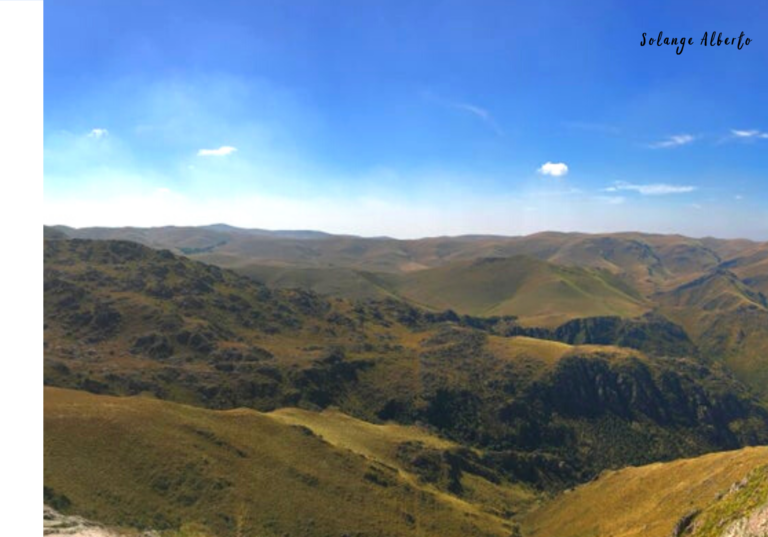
<box><xmin>385</xmin><ymin>256</ymin><xmax>649</xmax><ymax>326</ymax></box>
<box><xmin>522</xmin><ymin>446</ymin><xmax>768</xmax><ymax>537</ymax></box>
<box><xmin>45</xmin><ymin>387</ymin><xmax>523</xmax><ymax>537</ymax></box>
<box><xmin>45</xmin><ymin>386</ymin><xmax>768</xmax><ymax>537</ymax></box>
<box><xmin>658</xmin><ymin>269</ymin><xmax>768</xmax><ymax>399</ymax></box>
<box><xmin>44</xmin><ymin>239</ymin><xmax>768</xmax><ymax>491</ymax></box>
<box><xmin>237</xmin><ymin>263</ymin><xmax>399</xmax><ymax>301</ymax></box>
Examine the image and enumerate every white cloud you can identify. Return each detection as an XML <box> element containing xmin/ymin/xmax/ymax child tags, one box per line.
<box><xmin>197</xmin><ymin>146</ymin><xmax>237</xmax><ymax>157</ymax></box>
<box><xmin>649</xmin><ymin>134</ymin><xmax>695</xmax><ymax>149</ymax></box>
<box><xmin>423</xmin><ymin>91</ymin><xmax>504</xmax><ymax>136</ymax></box>
<box><xmin>730</xmin><ymin>129</ymin><xmax>768</xmax><ymax>139</ymax></box>
<box><xmin>454</xmin><ymin>103</ymin><xmax>489</xmax><ymax>121</ymax></box>
<box><xmin>452</xmin><ymin>102</ymin><xmax>505</xmax><ymax>136</ymax></box>
<box><xmin>605</xmin><ymin>181</ymin><xmax>696</xmax><ymax>195</ymax></box>
<box><xmin>537</xmin><ymin>162</ymin><xmax>569</xmax><ymax>177</ymax></box>
<box><xmin>87</xmin><ymin>128</ymin><xmax>108</xmax><ymax>139</ymax></box>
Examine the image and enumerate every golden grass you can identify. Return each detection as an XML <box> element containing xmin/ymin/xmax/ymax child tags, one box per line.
<box><xmin>487</xmin><ymin>336</ymin><xmax>638</xmax><ymax>370</ymax></box>
<box><xmin>487</xmin><ymin>336</ymin><xmax>574</xmax><ymax>366</ymax></box>
<box><xmin>269</xmin><ymin>407</ymin><xmax>456</xmax><ymax>462</ymax></box>
<box><xmin>45</xmin><ymin>387</ymin><xmax>523</xmax><ymax>537</ymax></box>
<box><xmin>388</xmin><ymin>256</ymin><xmax>649</xmax><ymax>327</ymax></box>
<box><xmin>522</xmin><ymin>446</ymin><xmax>768</xmax><ymax>537</ymax></box>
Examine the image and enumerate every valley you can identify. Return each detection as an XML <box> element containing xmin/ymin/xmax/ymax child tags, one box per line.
<box><xmin>42</xmin><ymin>228</ymin><xmax>768</xmax><ymax>536</ymax></box>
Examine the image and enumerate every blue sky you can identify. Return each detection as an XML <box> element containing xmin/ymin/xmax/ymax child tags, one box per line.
<box><xmin>44</xmin><ymin>0</ymin><xmax>768</xmax><ymax>238</ymax></box>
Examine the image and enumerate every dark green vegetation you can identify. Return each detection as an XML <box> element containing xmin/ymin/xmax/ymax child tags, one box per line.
<box><xmin>45</xmin><ymin>240</ymin><xmax>768</xmax><ymax>476</ymax></box>
<box><xmin>47</xmin><ymin>225</ymin><xmax>768</xmax><ymax>398</ymax></box>
<box><xmin>43</xmin><ymin>230</ymin><xmax>768</xmax><ymax>536</ymax></box>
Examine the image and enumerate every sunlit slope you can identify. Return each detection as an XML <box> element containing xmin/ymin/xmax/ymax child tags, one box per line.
<box><xmin>269</xmin><ymin>406</ymin><xmax>538</xmax><ymax>520</ymax></box>
<box><xmin>388</xmin><ymin>256</ymin><xmax>649</xmax><ymax>326</ymax></box>
<box><xmin>688</xmin><ymin>463</ymin><xmax>768</xmax><ymax>537</ymax></box>
<box><xmin>44</xmin><ymin>240</ymin><xmax>768</xmax><ymax>489</ymax></box>
<box><xmin>44</xmin><ymin>387</ymin><xmax>521</xmax><ymax>537</ymax></box>
<box><xmin>658</xmin><ymin>269</ymin><xmax>768</xmax><ymax>399</ymax></box>
<box><xmin>50</xmin><ymin>225</ymin><xmax>764</xmax><ymax>284</ymax></box>
<box><xmin>522</xmin><ymin>446</ymin><xmax>768</xmax><ymax>537</ymax></box>
<box><xmin>722</xmin><ymin>242</ymin><xmax>768</xmax><ymax>294</ymax></box>
<box><xmin>235</xmin><ymin>263</ymin><xmax>399</xmax><ymax>301</ymax></box>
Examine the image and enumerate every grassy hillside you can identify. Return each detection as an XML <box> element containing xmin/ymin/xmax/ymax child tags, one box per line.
<box><xmin>44</xmin><ymin>239</ymin><xmax>768</xmax><ymax>492</ymax></box>
<box><xmin>49</xmin><ymin>226</ymin><xmax>764</xmax><ymax>285</ymax></box>
<box><xmin>658</xmin><ymin>269</ymin><xmax>768</xmax><ymax>400</ymax></box>
<box><xmin>228</xmin><ymin>256</ymin><xmax>650</xmax><ymax>327</ymax></box>
<box><xmin>687</xmin><ymin>463</ymin><xmax>768</xmax><ymax>537</ymax></box>
<box><xmin>722</xmin><ymin>243</ymin><xmax>768</xmax><ymax>294</ymax></box>
<box><xmin>237</xmin><ymin>263</ymin><xmax>399</xmax><ymax>301</ymax></box>
<box><xmin>384</xmin><ymin>256</ymin><xmax>649</xmax><ymax>326</ymax></box>
<box><xmin>44</xmin><ymin>387</ymin><xmax>526</xmax><ymax>537</ymax></box>
<box><xmin>45</xmin><ymin>386</ymin><xmax>768</xmax><ymax>537</ymax></box>
<box><xmin>522</xmin><ymin>446</ymin><xmax>768</xmax><ymax>537</ymax></box>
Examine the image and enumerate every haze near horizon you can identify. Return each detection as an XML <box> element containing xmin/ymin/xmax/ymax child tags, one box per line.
<box><xmin>44</xmin><ymin>0</ymin><xmax>768</xmax><ymax>239</ymax></box>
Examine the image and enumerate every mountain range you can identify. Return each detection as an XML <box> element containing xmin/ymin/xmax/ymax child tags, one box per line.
<box><xmin>43</xmin><ymin>226</ymin><xmax>768</xmax><ymax>536</ymax></box>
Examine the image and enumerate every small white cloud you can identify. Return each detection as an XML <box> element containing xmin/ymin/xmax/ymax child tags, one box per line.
<box><xmin>649</xmin><ymin>134</ymin><xmax>695</xmax><ymax>149</ymax></box>
<box><xmin>606</xmin><ymin>181</ymin><xmax>696</xmax><ymax>195</ymax></box>
<box><xmin>537</xmin><ymin>162</ymin><xmax>569</xmax><ymax>177</ymax></box>
<box><xmin>731</xmin><ymin>129</ymin><xmax>768</xmax><ymax>139</ymax></box>
<box><xmin>87</xmin><ymin>128</ymin><xmax>109</xmax><ymax>139</ymax></box>
<box><xmin>156</xmin><ymin>187</ymin><xmax>172</xmax><ymax>194</ymax></box>
<box><xmin>735</xmin><ymin>194</ymin><xmax>743</xmax><ymax>200</ymax></box>
<box><xmin>197</xmin><ymin>146</ymin><xmax>237</xmax><ymax>157</ymax></box>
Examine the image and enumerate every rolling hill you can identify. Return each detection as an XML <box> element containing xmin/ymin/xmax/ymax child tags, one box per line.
<box><xmin>44</xmin><ymin>387</ymin><xmax>523</xmax><ymax>537</ymax></box>
<box><xmin>380</xmin><ymin>255</ymin><xmax>649</xmax><ymax>326</ymax></box>
<box><xmin>42</xmin><ymin>234</ymin><xmax>768</xmax><ymax>535</ymax></box>
<box><xmin>521</xmin><ymin>446</ymin><xmax>768</xmax><ymax>537</ymax></box>
<box><xmin>45</xmin><ymin>386</ymin><xmax>768</xmax><ymax>537</ymax></box>
<box><xmin>49</xmin><ymin>228</ymin><xmax>768</xmax><ymax>404</ymax></box>
<box><xmin>47</xmin><ymin>225</ymin><xmax>767</xmax><ymax>290</ymax></box>
<box><xmin>47</xmin><ymin>225</ymin><xmax>768</xmax><ymax>322</ymax></box>
<box><xmin>44</xmin><ymin>239</ymin><xmax>768</xmax><ymax>491</ymax></box>
<box><xmin>657</xmin><ymin>269</ymin><xmax>768</xmax><ymax>399</ymax></box>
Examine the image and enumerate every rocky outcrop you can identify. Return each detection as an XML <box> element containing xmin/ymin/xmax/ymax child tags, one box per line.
<box><xmin>44</xmin><ymin>505</ymin><xmax>139</xmax><ymax>537</ymax></box>
<box><xmin>721</xmin><ymin>503</ymin><xmax>768</xmax><ymax>537</ymax></box>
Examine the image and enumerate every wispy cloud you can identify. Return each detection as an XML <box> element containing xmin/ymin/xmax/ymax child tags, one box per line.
<box><xmin>197</xmin><ymin>146</ymin><xmax>237</xmax><ymax>157</ymax></box>
<box><xmin>605</xmin><ymin>181</ymin><xmax>696</xmax><ymax>195</ymax></box>
<box><xmin>648</xmin><ymin>134</ymin><xmax>695</xmax><ymax>149</ymax></box>
<box><xmin>87</xmin><ymin>128</ymin><xmax>108</xmax><ymax>139</ymax></box>
<box><xmin>730</xmin><ymin>129</ymin><xmax>768</xmax><ymax>140</ymax></box>
<box><xmin>450</xmin><ymin>102</ymin><xmax>504</xmax><ymax>136</ymax></box>
<box><xmin>537</xmin><ymin>162</ymin><xmax>569</xmax><ymax>177</ymax></box>
<box><xmin>424</xmin><ymin>91</ymin><xmax>504</xmax><ymax>136</ymax></box>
